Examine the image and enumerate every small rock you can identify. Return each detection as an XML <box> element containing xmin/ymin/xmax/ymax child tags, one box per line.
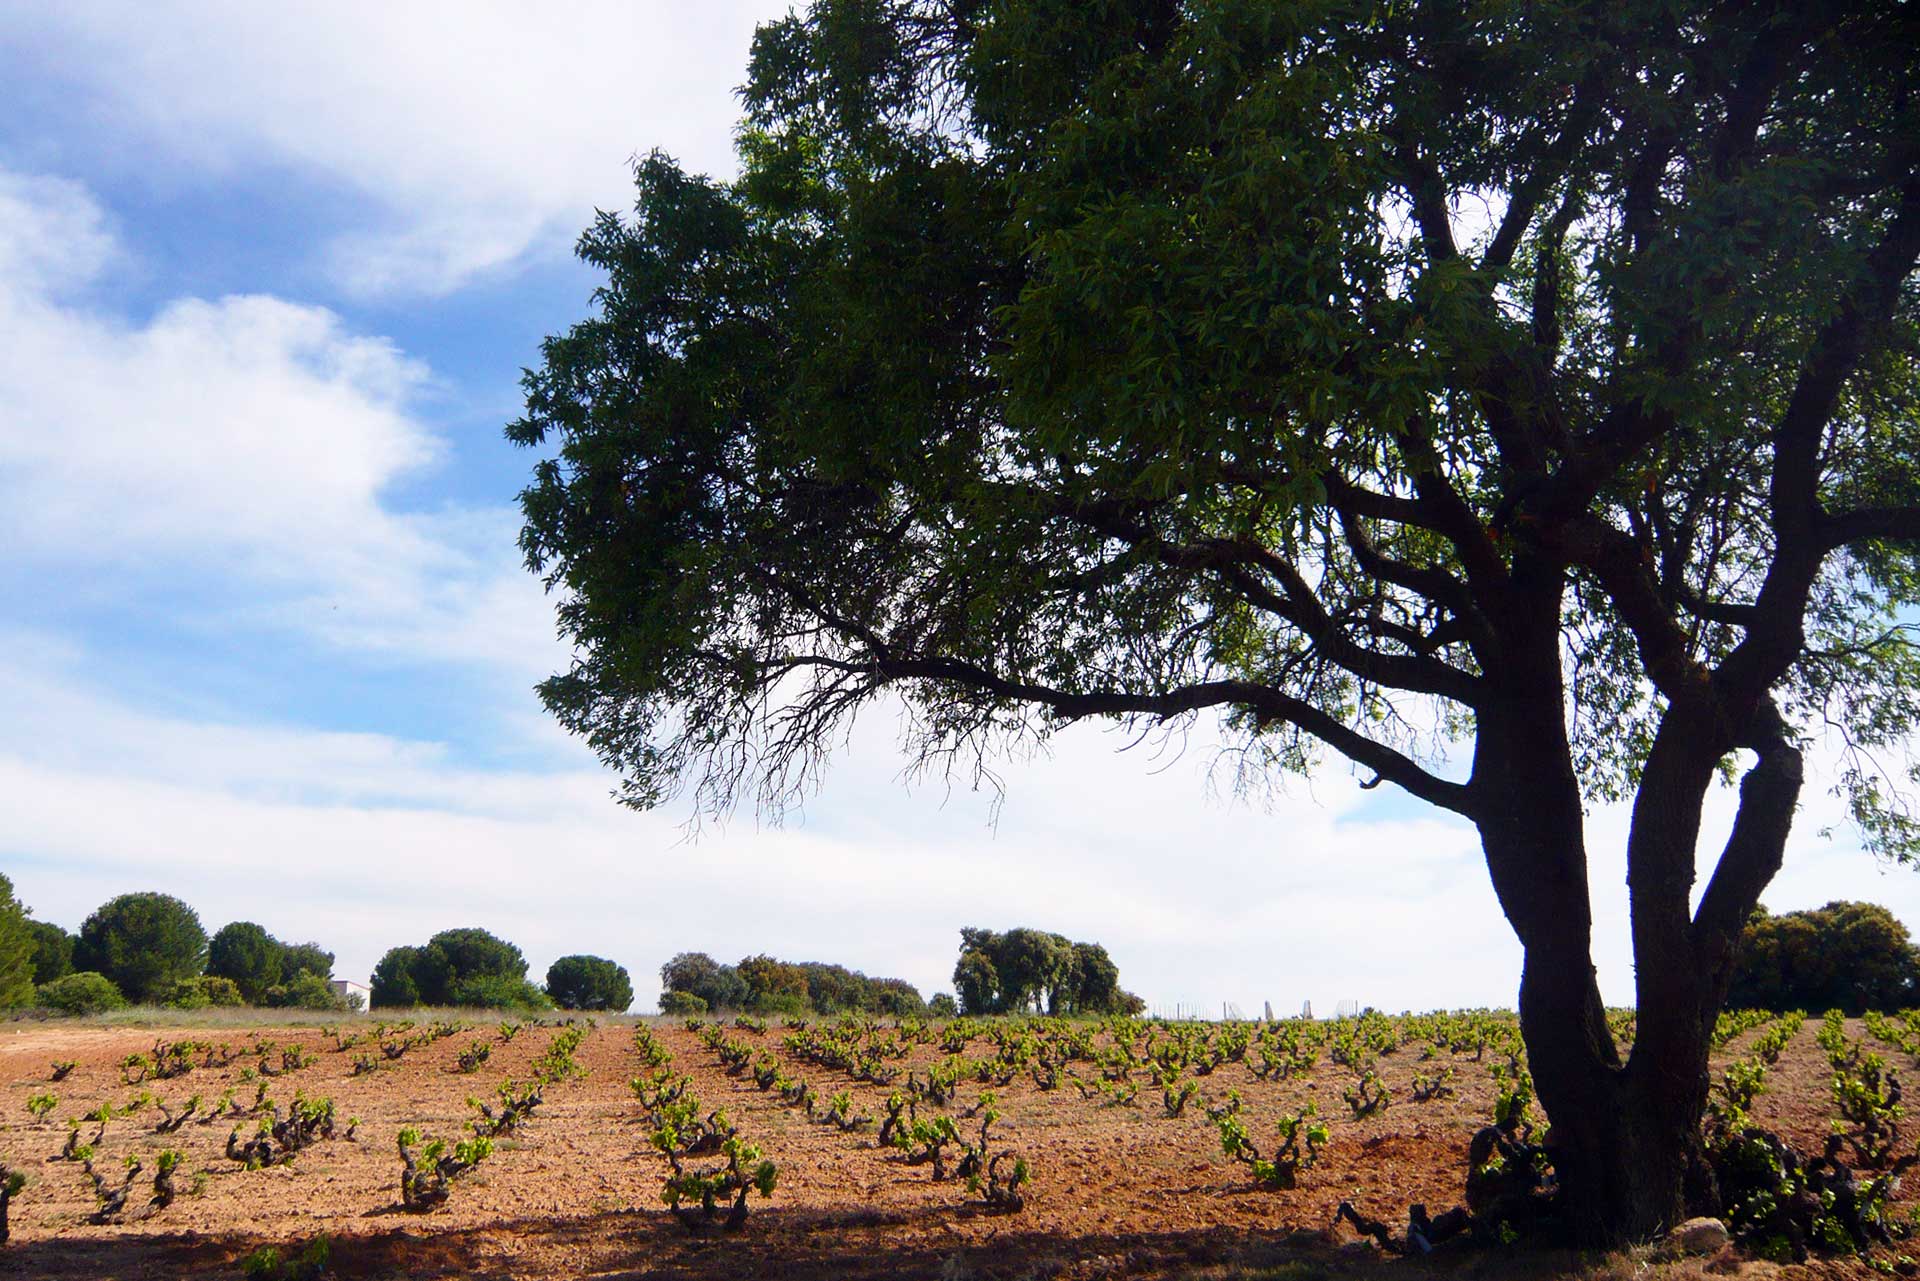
<box><xmin>1666</xmin><ymin>1217</ymin><xmax>1731</xmax><ymax>1256</ymax></box>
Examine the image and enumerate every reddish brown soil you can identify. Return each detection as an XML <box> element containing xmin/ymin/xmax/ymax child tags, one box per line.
<box><xmin>0</xmin><ymin>1016</ymin><xmax>1889</xmax><ymax>1280</ymax></box>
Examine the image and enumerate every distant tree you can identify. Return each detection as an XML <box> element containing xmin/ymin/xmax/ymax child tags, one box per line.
<box><xmin>660</xmin><ymin>951</ymin><xmax>748</xmax><ymax>1012</ymax></box>
<box><xmin>1730</xmin><ymin>902</ymin><xmax>1920</xmax><ymax>1014</ymax></box>
<box><xmin>74</xmin><ymin>892</ymin><xmax>207</xmax><ymax>1003</ymax></box>
<box><xmin>427</xmin><ymin>929</ymin><xmax>525</xmax><ymax>989</ymax></box>
<box><xmin>866</xmin><ymin>976</ymin><xmax>928</xmax><ymax>1017</ymax></box>
<box><xmin>37</xmin><ymin>971</ymin><xmax>127</xmax><ymax>1016</ymax></box>
<box><xmin>659</xmin><ymin>990</ymin><xmax>708</xmax><ymax>1016</ymax></box>
<box><xmin>370</xmin><ymin>928</ymin><xmax>529</xmax><ymax>1009</ymax></box>
<box><xmin>207</xmin><ymin>922</ymin><xmax>284</xmax><ymax>1003</ymax></box>
<box><xmin>27</xmin><ymin>920</ymin><xmax>74</xmax><ymax>985</ymax></box>
<box><xmin>371</xmin><ymin>946</ymin><xmax>427</xmax><ymax>1009</ymax></box>
<box><xmin>953</xmin><ymin>928</ymin><xmax>1136</xmax><ymax>1015</ymax></box>
<box><xmin>546</xmin><ymin>954</ymin><xmax>634</xmax><ymax>1011</ymax></box>
<box><xmin>738</xmin><ymin>953</ymin><xmax>812</xmax><ymax>1014</ymax></box>
<box><xmin>278</xmin><ymin>942</ymin><xmax>335</xmax><ymax>981</ymax></box>
<box><xmin>952</xmin><ymin>944</ymin><xmax>999</xmax><ymax>1017</ymax></box>
<box><xmin>0</xmin><ymin>876</ymin><xmax>35</xmax><ymax>1008</ymax></box>
<box><xmin>928</xmin><ymin>992</ymin><xmax>958</xmax><ymax>1018</ymax></box>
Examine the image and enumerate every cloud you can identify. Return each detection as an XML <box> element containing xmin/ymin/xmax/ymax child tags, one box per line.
<box><xmin>0</xmin><ymin>164</ymin><xmax>554</xmax><ymax>673</ymax></box>
<box><xmin>3</xmin><ymin>629</ymin><xmax>1909</xmax><ymax>1016</ymax></box>
<box><xmin>8</xmin><ymin>1</ymin><xmax>794</xmax><ymax>296</ymax></box>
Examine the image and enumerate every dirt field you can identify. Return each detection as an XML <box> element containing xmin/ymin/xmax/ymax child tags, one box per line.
<box><xmin>0</xmin><ymin>1012</ymin><xmax>1889</xmax><ymax>1280</ymax></box>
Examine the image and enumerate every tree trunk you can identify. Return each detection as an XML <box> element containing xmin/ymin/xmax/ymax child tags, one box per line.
<box><xmin>1521</xmin><ymin>937</ymin><xmax>1712</xmax><ymax>1247</ymax></box>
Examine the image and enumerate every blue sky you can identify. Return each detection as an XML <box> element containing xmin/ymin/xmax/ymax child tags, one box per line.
<box><xmin>1</xmin><ymin>4</ymin><xmax>1913</xmax><ymax>1014</ymax></box>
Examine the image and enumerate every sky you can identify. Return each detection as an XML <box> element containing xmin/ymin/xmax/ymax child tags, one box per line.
<box><xmin>0</xmin><ymin>3</ymin><xmax>1914</xmax><ymax>1016</ymax></box>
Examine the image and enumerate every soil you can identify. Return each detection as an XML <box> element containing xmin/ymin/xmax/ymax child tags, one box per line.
<box><xmin>0</xmin><ymin>1015</ymin><xmax>1893</xmax><ymax>1280</ymax></box>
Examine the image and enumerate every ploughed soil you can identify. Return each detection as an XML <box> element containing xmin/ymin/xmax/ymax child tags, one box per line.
<box><xmin>0</xmin><ymin>1015</ymin><xmax>1889</xmax><ymax>1280</ymax></box>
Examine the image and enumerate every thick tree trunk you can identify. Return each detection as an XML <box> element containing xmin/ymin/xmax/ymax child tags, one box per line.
<box><xmin>1520</xmin><ymin>940</ymin><xmax>1710</xmax><ymax>1246</ymax></box>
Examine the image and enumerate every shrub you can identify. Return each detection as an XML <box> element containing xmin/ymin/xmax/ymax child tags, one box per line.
<box><xmin>73</xmin><ymin>893</ymin><xmax>207</xmax><ymax>1003</ymax></box>
<box><xmin>545</xmin><ymin>955</ymin><xmax>633</xmax><ymax>1011</ymax></box>
<box><xmin>38</xmin><ymin>971</ymin><xmax>128</xmax><ymax>1015</ymax></box>
<box><xmin>660</xmin><ymin>990</ymin><xmax>707</xmax><ymax>1016</ymax></box>
<box><xmin>264</xmin><ymin>973</ymin><xmax>347</xmax><ymax>1012</ymax></box>
<box><xmin>928</xmin><ymin>993</ymin><xmax>959</xmax><ymax>1018</ymax></box>
<box><xmin>448</xmin><ymin>974</ymin><xmax>553</xmax><ymax>1011</ymax></box>
<box><xmin>166</xmin><ymin>976</ymin><xmax>244</xmax><ymax>1010</ymax></box>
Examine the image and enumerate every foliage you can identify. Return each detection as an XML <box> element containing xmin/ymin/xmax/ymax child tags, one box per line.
<box><xmin>662</xmin><ymin>949</ymin><xmax>923</xmax><ymax>1016</ymax></box>
<box><xmin>166</xmin><ymin>976</ymin><xmax>245</xmax><ymax>1010</ymax></box>
<box><xmin>952</xmin><ymin>928</ymin><xmax>1140</xmax><ymax>1016</ymax></box>
<box><xmin>928</xmin><ymin>993</ymin><xmax>958</xmax><ymax>1018</ymax></box>
<box><xmin>659</xmin><ymin>990</ymin><xmax>708</xmax><ymax>1016</ymax></box>
<box><xmin>545</xmin><ymin>954</ymin><xmax>634</xmax><ymax>1011</ymax></box>
<box><xmin>0</xmin><ymin>876</ymin><xmax>37</xmax><ymax>1009</ymax></box>
<box><xmin>207</xmin><ymin>922</ymin><xmax>284</xmax><ymax>1003</ymax></box>
<box><xmin>25</xmin><ymin>919</ymin><xmax>73</xmax><ymax>986</ymax></box>
<box><xmin>241</xmin><ymin>1236</ymin><xmax>332</xmax><ymax>1281</ymax></box>
<box><xmin>36</xmin><ymin>970</ymin><xmax>127</xmax><ymax>1016</ymax></box>
<box><xmin>397</xmin><ymin>1126</ymin><xmax>493</xmax><ymax>1212</ymax></box>
<box><xmin>1731</xmin><ymin>903</ymin><xmax>1920</xmax><ymax>1015</ymax></box>
<box><xmin>74</xmin><ymin>893</ymin><xmax>207</xmax><ymax>1004</ymax></box>
<box><xmin>264</xmin><ymin>972</ymin><xmax>348</xmax><ymax>1012</ymax></box>
<box><xmin>372</xmin><ymin>928</ymin><xmax>532</xmax><ymax>1009</ymax></box>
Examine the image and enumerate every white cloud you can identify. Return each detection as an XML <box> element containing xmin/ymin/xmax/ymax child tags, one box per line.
<box><xmin>3</xmin><ymin>635</ymin><xmax>1909</xmax><ymax>1016</ymax></box>
<box><xmin>0</xmin><ymin>164</ymin><xmax>554</xmax><ymax>672</ymax></box>
<box><xmin>9</xmin><ymin>1</ymin><xmax>795</xmax><ymax>295</ymax></box>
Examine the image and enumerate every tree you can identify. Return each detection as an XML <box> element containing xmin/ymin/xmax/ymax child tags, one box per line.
<box><xmin>27</xmin><ymin>920</ymin><xmax>74</xmax><ymax>985</ymax></box>
<box><xmin>0</xmin><ymin>877</ymin><xmax>34</xmax><ymax>1008</ymax></box>
<box><xmin>371</xmin><ymin>929</ymin><xmax>527</xmax><ymax>1009</ymax></box>
<box><xmin>660</xmin><ymin>951</ymin><xmax>749</xmax><ymax>1012</ymax></box>
<box><xmin>74</xmin><ymin>892</ymin><xmax>207</xmax><ymax>1003</ymax></box>
<box><xmin>278</xmin><ymin>942</ymin><xmax>335</xmax><ymax>982</ymax></box>
<box><xmin>207</xmin><ymin>922</ymin><xmax>284</xmax><ymax>1003</ymax></box>
<box><xmin>371</xmin><ymin>946</ymin><xmax>426</xmax><ymax>1009</ymax></box>
<box><xmin>546</xmin><ymin>954</ymin><xmax>635</xmax><ymax>1011</ymax></box>
<box><xmin>953</xmin><ymin>928</ymin><xmax>1137</xmax><ymax>1014</ymax></box>
<box><xmin>511</xmin><ymin>0</ymin><xmax>1920</xmax><ymax>1246</ymax></box>
<box><xmin>1729</xmin><ymin>901</ymin><xmax>1920</xmax><ymax>1013</ymax></box>
<box><xmin>737</xmin><ymin>953</ymin><xmax>813</xmax><ymax>1014</ymax></box>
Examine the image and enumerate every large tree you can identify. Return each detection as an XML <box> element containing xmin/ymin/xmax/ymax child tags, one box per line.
<box><xmin>511</xmin><ymin>0</ymin><xmax>1920</xmax><ymax>1246</ymax></box>
<box><xmin>74</xmin><ymin>892</ymin><xmax>207</xmax><ymax>1004</ymax></box>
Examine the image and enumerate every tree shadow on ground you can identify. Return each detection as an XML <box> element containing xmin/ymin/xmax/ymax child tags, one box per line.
<box><xmin>0</xmin><ymin>1206</ymin><xmax>1632</xmax><ymax>1281</ymax></box>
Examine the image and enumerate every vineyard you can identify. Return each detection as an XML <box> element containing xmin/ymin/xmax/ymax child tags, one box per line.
<box><xmin>0</xmin><ymin>1008</ymin><xmax>1910</xmax><ymax>1279</ymax></box>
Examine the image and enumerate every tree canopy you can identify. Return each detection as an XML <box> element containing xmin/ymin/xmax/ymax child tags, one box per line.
<box><xmin>74</xmin><ymin>892</ymin><xmax>207</xmax><ymax>1004</ymax></box>
<box><xmin>545</xmin><ymin>954</ymin><xmax>635</xmax><ymax>1011</ymax></box>
<box><xmin>953</xmin><ymin>927</ymin><xmax>1140</xmax><ymax>1015</ymax></box>
<box><xmin>1729</xmin><ymin>900</ymin><xmax>1920</xmax><ymax>1014</ymax></box>
<box><xmin>372</xmin><ymin>927</ymin><xmax>534</xmax><ymax>1009</ymax></box>
<box><xmin>513</xmin><ymin>0</ymin><xmax>1920</xmax><ymax>1245</ymax></box>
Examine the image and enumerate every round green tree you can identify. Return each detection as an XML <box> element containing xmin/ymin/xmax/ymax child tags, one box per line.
<box><xmin>510</xmin><ymin>0</ymin><xmax>1920</xmax><ymax>1245</ymax></box>
<box><xmin>545</xmin><ymin>954</ymin><xmax>634</xmax><ymax>1011</ymax></box>
<box><xmin>207</xmin><ymin>921</ymin><xmax>284</xmax><ymax>1004</ymax></box>
<box><xmin>73</xmin><ymin>892</ymin><xmax>206</xmax><ymax>1004</ymax></box>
